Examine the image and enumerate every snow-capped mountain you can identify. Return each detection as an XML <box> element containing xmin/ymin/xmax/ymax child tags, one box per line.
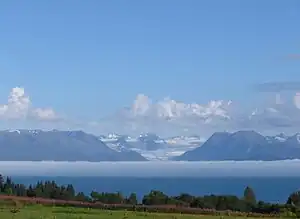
<box><xmin>5</xmin><ymin>129</ymin><xmax>300</xmax><ymax>161</ymax></box>
<box><xmin>265</xmin><ymin>133</ymin><xmax>289</xmax><ymax>143</ymax></box>
<box><xmin>0</xmin><ymin>129</ymin><xmax>146</xmax><ymax>161</ymax></box>
<box><xmin>175</xmin><ymin>131</ymin><xmax>300</xmax><ymax>161</ymax></box>
<box><xmin>99</xmin><ymin>133</ymin><xmax>204</xmax><ymax>160</ymax></box>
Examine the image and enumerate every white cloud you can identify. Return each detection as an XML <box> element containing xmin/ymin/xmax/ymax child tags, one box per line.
<box><xmin>0</xmin><ymin>87</ymin><xmax>30</xmax><ymax>119</ymax></box>
<box><xmin>132</xmin><ymin>94</ymin><xmax>152</xmax><ymax>116</ymax></box>
<box><xmin>92</xmin><ymin>94</ymin><xmax>237</xmax><ymax>137</ymax></box>
<box><xmin>2</xmin><ymin>87</ymin><xmax>300</xmax><ymax>137</ymax></box>
<box><xmin>0</xmin><ymin>87</ymin><xmax>59</xmax><ymax>121</ymax></box>
<box><xmin>294</xmin><ymin>93</ymin><xmax>300</xmax><ymax>109</ymax></box>
<box><xmin>275</xmin><ymin>93</ymin><xmax>284</xmax><ymax>105</ymax></box>
<box><xmin>91</xmin><ymin>92</ymin><xmax>300</xmax><ymax>137</ymax></box>
<box><xmin>130</xmin><ymin>94</ymin><xmax>232</xmax><ymax>122</ymax></box>
<box><xmin>30</xmin><ymin>108</ymin><xmax>59</xmax><ymax>121</ymax></box>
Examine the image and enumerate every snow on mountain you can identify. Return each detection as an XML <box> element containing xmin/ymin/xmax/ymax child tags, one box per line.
<box><xmin>264</xmin><ymin>133</ymin><xmax>300</xmax><ymax>145</ymax></box>
<box><xmin>297</xmin><ymin>133</ymin><xmax>300</xmax><ymax>143</ymax></box>
<box><xmin>130</xmin><ymin>148</ymin><xmax>188</xmax><ymax>161</ymax></box>
<box><xmin>274</xmin><ymin>135</ymin><xmax>287</xmax><ymax>142</ymax></box>
<box><xmin>107</xmin><ymin>133</ymin><xmax>120</xmax><ymax>139</ymax></box>
<box><xmin>105</xmin><ymin>141</ymin><xmax>130</xmax><ymax>153</ymax></box>
<box><xmin>28</xmin><ymin>130</ymin><xmax>40</xmax><ymax>134</ymax></box>
<box><xmin>138</xmin><ymin>133</ymin><xmax>165</xmax><ymax>144</ymax></box>
<box><xmin>0</xmin><ymin>130</ymin><xmax>147</xmax><ymax>161</ymax></box>
<box><xmin>265</xmin><ymin>133</ymin><xmax>288</xmax><ymax>143</ymax></box>
<box><xmin>165</xmin><ymin>135</ymin><xmax>206</xmax><ymax>146</ymax></box>
<box><xmin>6</xmin><ymin>129</ymin><xmax>42</xmax><ymax>135</ymax></box>
<box><xmin>175</xmin><ymin>131</ymin><xmax>300</xmax><ymax>161</ymax></box>
<box><xmin>3</xmin><ymin>129</ymin><xmax>300</xmax><ymax>161</ymax></box>
<box><xmin>99</xmin><ymin>133</ymin><xmax>131</xmax><ymax>143</ymax></box>
<box><xmin>100</xmin><ymin>131</ymin><xmax>300</xmax><ymax>161</ymax></box>
<box><xmin>7</xmin><ymin>129</ymin><xmax>21</xmax><ymax>134</ymax></box>
<box><xmin>100</xmin><ymin>133</ymin><xmax>204</xmax><ymax>160</ymax></box>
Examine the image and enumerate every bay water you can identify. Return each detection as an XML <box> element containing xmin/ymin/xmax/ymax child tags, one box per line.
<box><xmin>10</xmin><ymin>176</ymin><xmax>300</xmax><ymax>203</ymax></box>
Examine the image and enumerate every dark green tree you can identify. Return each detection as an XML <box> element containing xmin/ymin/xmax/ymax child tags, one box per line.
<box><xmin>287</xmin><ymin>191</ymin><xmax>300</xmax><ymax>206</ymax></box>
<box><xmin>26</xmin><ymin>185</ymin><xmax>36</xmax><ymax>197</ymax></box>
<box><xmin>0</xmin><ymin>174</ymin><xmax>4</xmax><ymax>192</ymax></box>
<box><xmin>66</xmin><ymin>184</ymin><xmax>75</xmax><ymax>199</ymax></box>
<box><xmin>243</xmin><ymin>186</ymin><xmax>256</xmax><ymax>205</ymax></box>
<box><xmin>75</xmin><ymin>192</ymin><xmax>87</xmax><ymax>201</ymax></box>
<box><xmin>90</xmin><ymin>191</ymin><xmax>98</xmax><ymax>201</ymax></box>
<box><xmin>142</xmin><ymin>190</ymin><xmax>169</xmax><ymax>205</ymax></box>
<box><xmin>0</xmin><ymin>172</ymin><xmax>298</xmax><ymax>215</ymax></box>
<box><xmin>127</xmin><ymin>193</ymin><xmax>138</xmax><ymax>205</ymax></box>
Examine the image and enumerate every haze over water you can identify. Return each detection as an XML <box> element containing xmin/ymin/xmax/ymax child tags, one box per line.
<box><xmin>1</xmin><ymin>160</ymin><xmax>300</xmax><ymax>177</ymax></box>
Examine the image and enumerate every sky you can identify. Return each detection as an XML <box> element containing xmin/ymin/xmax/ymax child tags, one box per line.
<box><xmin>0</xmin><ymin>0</ymin><xmax>300</xmax><ymax>137</ymax></box>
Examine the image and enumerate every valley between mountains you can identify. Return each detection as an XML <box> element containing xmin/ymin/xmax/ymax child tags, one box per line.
<box><xmin>1</xmin><ymin>130</ymin><xmax>300</xmax><ymax>161</ymax></box>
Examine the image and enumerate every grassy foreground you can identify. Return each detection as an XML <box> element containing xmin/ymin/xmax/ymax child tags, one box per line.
<box><xmin>0</xmin><ymin>204</ymin><xmax>276</xmax><ymax>219</ymax></box>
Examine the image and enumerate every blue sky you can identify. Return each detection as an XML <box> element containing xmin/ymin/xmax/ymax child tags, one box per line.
<box><xmin>0</xmin><ymin>0</ymin><xmax>300</xmax><ymax>136</ymax></box>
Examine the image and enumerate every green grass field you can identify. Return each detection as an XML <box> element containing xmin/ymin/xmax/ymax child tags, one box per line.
<box><xmin>0</xmin><ymin>205</ymin><xmax>275</xmax><ymax>219</ymax></box>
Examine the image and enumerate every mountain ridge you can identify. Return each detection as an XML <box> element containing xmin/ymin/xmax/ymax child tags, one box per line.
<box><xmin>3</xmin><ymin>129</ymin><xmax>300</xmax><ymax>161</ymax></box>
<box><xmin>174</xmin><ymin>130</ymin><xmax>300</xmax><ymax>161</ymax></box>
<box><xmin>0</xmin><ymin>129</ymin><xmax>147</xmax><ymax>161</ymax></box>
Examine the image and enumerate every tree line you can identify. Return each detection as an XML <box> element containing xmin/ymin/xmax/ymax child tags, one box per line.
<box><xmin>1</xmin><ymin>174</ymin><xmax>300</xmax><ymax>216</ymax></box>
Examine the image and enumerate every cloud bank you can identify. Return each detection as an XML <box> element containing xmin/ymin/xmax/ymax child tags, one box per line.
<box><xmin>90</xmin><ymin>89</ymin><xmax>300</xmax><ymax>136</ymax></box>
<box><xmin>2</xmin><ymin>161</ymin><xmax>300</xmax><ymax>177</ymax></box>
<box><xmin>1</xmin><ymin>86</ymin><xmax>300</xmax><ymax>137</ymax></box>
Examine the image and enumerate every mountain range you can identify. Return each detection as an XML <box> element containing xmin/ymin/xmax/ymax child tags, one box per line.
<box><xmin>100</xmin><ymin>133</ymin><xmax>203</xmax><ymax>160</ymax></box>
<box><xmin>1</xmin><ymin>129</ymin><xmax>300</xmax><ymax>161</ymax></box>
<box><xmin>174</xmin><ymin>131</ymin><xmax>300</xmax><ymax>161</ymax></box>
<box><xmin>0</xmin><ymin>130</ymin><xmax>146</xmax><ymax>161</ymax></box>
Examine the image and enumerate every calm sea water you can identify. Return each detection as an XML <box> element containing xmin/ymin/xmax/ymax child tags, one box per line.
<box><xmin>10</xmin><ymin>176</ymin><xmax>300</xmax><ymax>203</ymax></box>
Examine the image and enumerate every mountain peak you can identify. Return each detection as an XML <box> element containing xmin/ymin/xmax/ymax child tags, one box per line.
<box><xmin>0</xmin><ymin>129</ymin><xmax>146</xmax><ymax>161</ymax></box>
<box><xmin>174</xmin><ymin>130</ymin><xmax>299</xmax><ymax>161</ymax></box>
<box><xmin>230</xmin><ymin>130</ymin><xmax>264</xmax><ymax>140</ymax></box>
